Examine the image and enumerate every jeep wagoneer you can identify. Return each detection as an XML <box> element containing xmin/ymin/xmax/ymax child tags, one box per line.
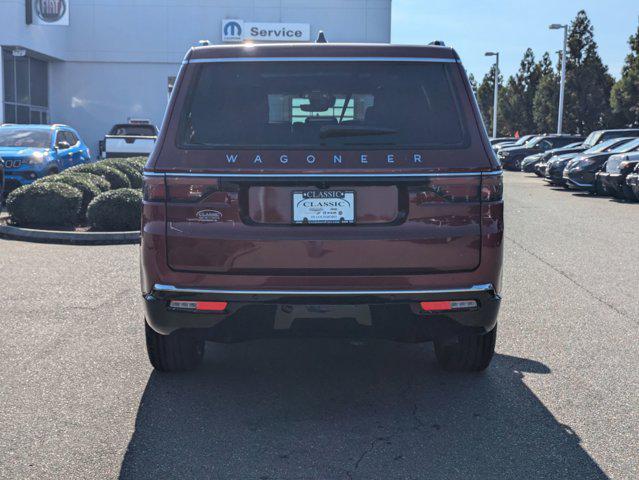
<box><xmin>141</xmin><ymin>43</ymin><xmax>504</xmax><ymax>372</ymax></box>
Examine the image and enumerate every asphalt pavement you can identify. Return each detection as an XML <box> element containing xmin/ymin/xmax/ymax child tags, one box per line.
<box><xmin>0</xmin><ymin>171</ymin><xmax>637</xmax><ymax>479</ymax></box>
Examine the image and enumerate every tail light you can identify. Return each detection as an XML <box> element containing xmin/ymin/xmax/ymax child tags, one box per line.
<box><xmin>167</xmin><ymin>177</ymin><xmax>219</xmax><ymax>202</ymax></box>
<box><xmin>420</xmin><ymin>300</ymin><xmax>477</xmax><ymax>312</ymax></box>
<box><xmin>143</xmin><ymin>175</ymin><xmax>166</xmax><ymax>201</ymax></box>
<box><xmin>480</xmin><ymin>174</ymin><xmax>503</xmax><ymax>202</ymax></box>
<box><xmin>142</xmin><ymin>176</ymin><xmax>221</xmax><ymax>202</ymax></box>
<box><xmin>170</xmin><ymin>300</ymin><xmax>228</xmax><ymax>312</ymax></box>
<box><xmin>413</xmin><ymin>176</ymin><xmax>481</xmax><ymax>203</ymax></box>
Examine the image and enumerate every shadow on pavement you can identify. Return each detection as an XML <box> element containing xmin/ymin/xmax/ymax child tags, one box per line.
<box><xmin>119</xmin><ymin>339</ymin><xmax>608</xmax><ymax>480</ymax></box>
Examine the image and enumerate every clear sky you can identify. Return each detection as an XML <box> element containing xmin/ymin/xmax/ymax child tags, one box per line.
<box><xmin>391</xmin><ymin>0</ymin><xmax>639</xmax><ymax>81</ymax></box>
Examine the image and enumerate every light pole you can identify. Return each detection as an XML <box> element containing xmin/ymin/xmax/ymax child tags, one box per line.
<box><xmin>550</xmin><ymin>23</ymin><xmax>568</xmax><ymax>134</ymax></box>
<box><xmin>484</xmin><ymin>52</ymin><xmax>499</xmax><ymax>138</ymax></box>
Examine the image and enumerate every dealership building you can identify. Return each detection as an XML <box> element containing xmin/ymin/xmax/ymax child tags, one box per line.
<box><xmin>1</xmin><ymin>0</ymin><xmax>392</xmax><ymax>152</ymax></box>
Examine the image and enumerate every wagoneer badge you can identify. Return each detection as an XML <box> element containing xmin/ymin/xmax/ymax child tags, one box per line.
<box><xmin>193</xmin><ymin>210</ymin><xmax>223</xmax><ymax>222</ymax></box>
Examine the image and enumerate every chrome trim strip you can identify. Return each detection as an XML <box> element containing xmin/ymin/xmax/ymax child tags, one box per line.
<box><xmin>153</xmin><ymin>283</ymin><xmax>495</xmax><ymax>296</ymax></box>
<box><xmin>188</xmin><ymin>57</ymin><xmax>459</xmax><ymax>64</ymax></box>
<box><xmin>143</xmin><ymin>171</ymin><xmax>501</xmax><ymax>178</ymax></box>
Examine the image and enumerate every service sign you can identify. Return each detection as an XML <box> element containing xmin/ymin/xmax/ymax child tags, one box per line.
<box><xmin>30</xmin><ymin>0</ymin><xmax>69</xmax><ymax>26</ymax></box>
<box><xmin>222</xmin><ymin>19</ymin><xmax>310</xmax><ymax>43</ymax></box>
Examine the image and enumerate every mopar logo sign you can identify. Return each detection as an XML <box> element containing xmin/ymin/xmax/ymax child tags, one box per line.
<box><xmin>222</xmin><ymin>19</ymin><xmax>244</xmax><ymax>42</ymax></box>
<box><xmin>222</xmin><ymin>19</ymin><xmax>310</xmax><ymax>43</ymax></box>
<box><xmin>30</xmin><ymin>0</ymin><xmax>69</xmax><ymax>25</ymax></box>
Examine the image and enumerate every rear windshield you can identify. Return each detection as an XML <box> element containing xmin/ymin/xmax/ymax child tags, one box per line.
<box><xmin>178</xmin><ymin>61</ymin><xmax>468</xmax><ymax>149</ymax></box>
<box><xmin>109</xmin><ymin>124</ymin><xmax>156</xmax><ymax>136</ymax></box>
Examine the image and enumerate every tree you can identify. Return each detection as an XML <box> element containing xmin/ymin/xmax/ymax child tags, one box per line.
<box><xmin>610</xmin><ymin>21</ymin><xmax>639</xmax><ymax>127</ymax></box>
<box><xmin>468</xmin><ymin>73</ymin><xmax>479</xmax><ymax>97</ymax></box>
<box><xmin>532</xmin><ymin>52</ymin><xmax>559</xmax><ymax>133</ymax></box>
<box><xmin>533</xmin><ymin>53</ymin><xmax>560</xmax><ymax>133</ymax></box>
<box><xmin>500</xmin><ymin>48</ymin><xmax>544</xmax><ymax>135</ymax></box>
<box><xmin>562</xmin><ymin>10</ymin><xmax>615</xmax><ymax>134</ymax></box>
<box><xmin>476</xmin><ymin>65</ymin><xmax>504</xmax><ymax>135</ymax></box>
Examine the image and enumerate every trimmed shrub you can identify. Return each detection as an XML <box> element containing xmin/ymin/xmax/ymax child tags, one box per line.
<box><xmin>127</xmin><ymin>156</ymin><xmax>148</xmax><ymax>173</ymax></box>
<box><xmin>67</xmin><ymin>163</ymin><xmax>131</xmax><ymax>189</ymax></box>
<box><xmin>101</xmin><ymin>159</ymin><xmax>143</xmax><ymax>188</ymax></box>
<box><xmin>6</xmin><ymin>182</ymin><xmax>82</xmax><ymax>228</ymax></box>
<box><xmin>87</xmin><ymin>188</ymin><xmax>142</xmax><ymax>231</ymax></box>
<box><xmin>39</xmin><ymin>174</ymin><xmax>101</xmax><ymax>217</ymax></box>
<box><xmin>65</xmin><ymin>172</ymin><xmax>111</xmax><ymax>192</ymax></box>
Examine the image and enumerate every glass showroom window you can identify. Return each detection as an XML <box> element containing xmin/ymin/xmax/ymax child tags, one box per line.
<box><xmin>2</xmin><ymin>49</ymin><xmax>49</xmax><ymax>125</ymax></box>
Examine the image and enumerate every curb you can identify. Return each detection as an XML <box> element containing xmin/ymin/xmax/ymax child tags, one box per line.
<box><xmin>0</xmin><ymin>224</ymin><xmax>140</xmax><ymax>245</ymax></box>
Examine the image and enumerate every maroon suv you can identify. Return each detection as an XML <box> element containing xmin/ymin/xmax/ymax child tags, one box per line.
<box><xmin>141</xmin><ymin>43</ymin><xmax>503</xmax><ymax>373</ymax></box>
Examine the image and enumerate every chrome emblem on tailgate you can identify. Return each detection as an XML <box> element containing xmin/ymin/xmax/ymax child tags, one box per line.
<box><xmin>192</xmin><ymin>210</ymin><xmax>223</xmax><ymax>222</ymax></box>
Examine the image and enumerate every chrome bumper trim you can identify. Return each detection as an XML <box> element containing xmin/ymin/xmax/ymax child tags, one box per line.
<box><xmin>152</xmin><ymin>283</ymin><xmax>496</xmax><ymax>296</ymax></box>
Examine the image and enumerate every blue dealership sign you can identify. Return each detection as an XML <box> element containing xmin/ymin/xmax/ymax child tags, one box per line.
<box><xmin>222</xmin><ymin>19</ymin><xmax>244</xmax><ymax>42</ymax></box>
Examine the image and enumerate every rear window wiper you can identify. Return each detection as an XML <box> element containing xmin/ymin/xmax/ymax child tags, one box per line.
<box><xmin>319</xmin><ymin>126</ymin><xmax>398</xmax><ymax>139</ymax></box>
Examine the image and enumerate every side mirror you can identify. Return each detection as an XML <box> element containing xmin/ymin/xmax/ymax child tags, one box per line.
<box><xmin>56</xmin><ymin>141</ymin><xmax>71</xmax><ymax>150</ymax></box>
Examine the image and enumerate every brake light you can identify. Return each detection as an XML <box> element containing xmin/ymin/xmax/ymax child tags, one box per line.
<box><xmin>420</xmin><ymin>300</ymin><xmax>477</xmax><ymax>312</ymax></box>
<box><xmin>170</xmin><ymin>300</ymin><xmax>228</xmax><ymax>312</ymax></box>
<box><xmin>420</xmin><ymin>301</ymin><xmax>452</xmax><ymax>311</ymax></box>
<box><xmin>481</xmin><ymin>174</ymin><xmax>503</xmax><ymax>202</ymax></box>
<box><xmin>413</xmin><ymin>176</ymin><xmax>481</xmax><ymax>203</ymax></box>
<box><xmin>143</xmin><ymin>176</ymin><xmax>166</xmax><ymax>201</ymax></box>
<box><xmin>166</xmin><ymin>177</ymin><xmax>219</xmax><ymax>202</ymax></box>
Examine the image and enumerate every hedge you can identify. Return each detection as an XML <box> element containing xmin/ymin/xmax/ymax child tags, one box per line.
<box><xmin>87</xmin><ymin>188</ymin><xmax>143</xmax><ymax>231</ymax></box>
<box><xmin>66</xmin><ymin>172</ymin><xmax>111</xmax><ymax>192</ymax></box>
<box><xmin>6</xmin><ymin>182</ymin><xmax>82</xmax><ymax>228</ymax></box>
<box><xmin>67</xmin><ymin>163</ymin><xmax>131</xmax><ymax>189</ymax></box>
<box><xmin>101</xmin><ymin>159</ymin><xmax>143</xmax><ymax>189</ymax></box>
<box><xmin>127</xmin><ymin>156</ymin><xmax>148</xmax><ymax>172</ymax></box>
<box><xmin>38</xmin><ymin>174</ymin><xmax>101</xmax><ymax>217</ymax></box>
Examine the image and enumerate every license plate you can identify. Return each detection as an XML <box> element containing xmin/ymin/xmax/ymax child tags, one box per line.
<box><xmin>292</xmin><ymin>190</ymin><xmax>355</xmax><ymax>224</ymax></box>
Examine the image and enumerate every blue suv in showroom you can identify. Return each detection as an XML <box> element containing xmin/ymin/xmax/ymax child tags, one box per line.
<box><xmin>0</xmin><ymin>124</ymin><xmax>92</xmax><ymax>193</ymax></box>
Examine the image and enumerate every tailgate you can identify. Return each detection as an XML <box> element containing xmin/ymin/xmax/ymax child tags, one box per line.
<box><xmin>164</xmin><ymin>174</ymin><xmax>483</xmax><ymax>275</ymax></box>
<box><xmin>105</xmin><ymin>136</ymin><xmax>156</xmax><ymax>154</ymax></box>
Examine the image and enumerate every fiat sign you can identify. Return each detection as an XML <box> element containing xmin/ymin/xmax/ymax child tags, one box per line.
<box><xmin>29</xmin><ymin>0</ymin><xmax>69</xmax><ymax>26</ymax></box>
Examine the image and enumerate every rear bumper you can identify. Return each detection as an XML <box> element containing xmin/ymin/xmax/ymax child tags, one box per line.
<box><xmin>144</xmin><ymin>283</ymin><xmax>501</xmax><ymax>342</ymax></box>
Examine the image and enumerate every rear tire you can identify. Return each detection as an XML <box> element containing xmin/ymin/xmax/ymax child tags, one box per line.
<box><xmin>434</xmin><ymin>326</ymin><xmax>496</xmax><ymax>372</ymax></box>
<box><xmin>145</xmin><ymin>321</ymin><xmax>205</xmax><ymax>372</ymax></box>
